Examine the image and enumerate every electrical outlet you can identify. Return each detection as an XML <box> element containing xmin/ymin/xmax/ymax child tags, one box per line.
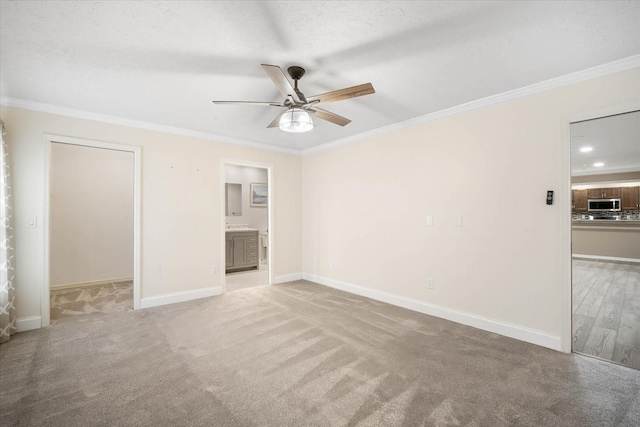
<box><xmin>426</xmin><ymin>278</ymin><xmax>434</xmax><ymax>289</ymax></box>
<box><xmin>212</xmin><ymin>265</ymin><xmax>218</xmax><ymax>274</ymax></box>
<box><xmin>329</xmin><ymin>260</ymin><xmax>335</xmax><ymax>270</ymax></box>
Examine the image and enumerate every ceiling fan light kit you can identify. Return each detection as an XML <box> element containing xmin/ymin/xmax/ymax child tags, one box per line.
<box><xmin>279</xmin><ymin>108</ymin><xmax>315</xmax><ymax>133</ymax></box>
<box><xmin>212</xmin><ymin>64</ymin><xmax>375</xmax><ymax>134</ymax></box>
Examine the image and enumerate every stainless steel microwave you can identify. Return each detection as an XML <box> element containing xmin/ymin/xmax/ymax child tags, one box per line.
<box><xmin>588</xmin><ymin>198</ymin><xmax>621</xmax><ymax>212</ymax></box>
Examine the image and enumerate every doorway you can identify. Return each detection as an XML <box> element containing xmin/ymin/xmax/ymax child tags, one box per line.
<box><xmin>222</xmin><ymin>161</ymin><xmax>272</xmax><ymax>292</ymax></box>
<box><xmin>43</xmin><ymin>135</ymin><xmax>141</xmax><ymax>327</ymax></box>
<box><xmin>569</xmin><ymin>110</ymin><xmax>640</xmax><ymax>369</ymax></box>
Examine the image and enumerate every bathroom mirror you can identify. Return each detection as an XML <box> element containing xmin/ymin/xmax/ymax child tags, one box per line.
<box><xmin>225</xmin><ymin>183</ymin><xmax>242</xmax><ymax>216</ymax></box>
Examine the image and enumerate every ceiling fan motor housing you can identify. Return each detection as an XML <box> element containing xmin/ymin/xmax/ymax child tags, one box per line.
<box><xmin>287</xmin><ymin>66</ymin><xmax>306</xmax><ymax>81</ymax></box>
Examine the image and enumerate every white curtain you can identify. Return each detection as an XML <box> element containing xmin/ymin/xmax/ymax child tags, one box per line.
<box><xmin>0</xmin><ymin>120</ymin><xmax>16</xmax><ymax>343</ymax></box>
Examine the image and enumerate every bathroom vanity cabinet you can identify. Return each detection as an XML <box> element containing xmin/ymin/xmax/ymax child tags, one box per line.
<box><xmin>225</xmin><ymin>230</ymin><xmax>259</xmax><ymax>273</ymax></box>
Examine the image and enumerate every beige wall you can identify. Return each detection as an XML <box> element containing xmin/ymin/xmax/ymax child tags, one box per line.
<box><xmin>302</xmin><ymin>68</ymin><xmax>640</xmax><ymax>341</ymax></box>
<box><xmin>2</xmin><ymin>106</ymin><xmax>302</xmax><ymax>320</ymax></box>
<box><xmin>51</xmin><ymin>143</ymin><xmax>134</xmax><ymax>286</ymax></box>
<box><xmin>573</xmin><ymin>226</ymin><xmax>640</xmax><ymax>259</ymax></box>
<box><xmin>225</xmin><ymin>164</ymin><xmax>268</xmax><ymax>232</ymax></box>
<box><xmin>3</xmin><ymin>67</ymin><xmax>639</xmax><ymax>348</ymax></box>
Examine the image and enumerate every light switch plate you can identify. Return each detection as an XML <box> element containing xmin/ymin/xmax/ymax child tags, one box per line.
<box><xmin>455</xmin><ymin>215</ymin><xmax>463</xmax><ymax>227</ymax></box>
<box><xmin>27</xmin><ymin>216</ymin><xmax>37</xmax><ymax>228</ymax></box>
<box><xmin>426</xmin><ymin>215</ymin><xmax>433</xmax><ymax>227</ymax></box>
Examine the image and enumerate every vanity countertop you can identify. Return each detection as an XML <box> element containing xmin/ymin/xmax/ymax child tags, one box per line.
<box><xmin>225</xmin><ymin>228</ymin><xmax>259</xmax><ymax>232</ymax></box>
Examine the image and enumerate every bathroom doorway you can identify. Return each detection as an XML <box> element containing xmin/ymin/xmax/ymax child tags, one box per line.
<box><xmin>222</xmin><ymin>161</ymin><xmax>272</xmax><ymax>292</ymax></box>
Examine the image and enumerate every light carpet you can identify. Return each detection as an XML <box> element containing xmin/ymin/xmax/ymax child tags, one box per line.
<box><xmin>50</xmin><ymin>280</ymin><xmax>133</xmax><ymax>323</ymax></box>
<box><xmin>1</xmin><ymin>280</ymin><xmax>640</xmax><ymax>426</ymax></box>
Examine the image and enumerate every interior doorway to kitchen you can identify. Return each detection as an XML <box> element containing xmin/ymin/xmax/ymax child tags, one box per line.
<box><xmin>569</xmin><ymin>110</ymin><xmax>640</xmax><ymax>370</ymax></box>
<box><xmin>222</xmin><ymin>161</ymin><xmax>272</xmax><ymax>292</ymax></box>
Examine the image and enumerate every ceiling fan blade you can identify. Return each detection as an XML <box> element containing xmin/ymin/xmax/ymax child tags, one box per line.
<box><xmin>307</xmin><ymin>83</ymin><xmax>375</xmax><ymax>105</ymax></box>
<box><xmin>309</xmin><ymin>107</ymin><xmax>351</xmax><ymax>126</ymax></box>
<box><xmin>267</xmin><ymin>111</ymin><xmax>286</xmax><ymax>128</ymax></box>
<box><xmin>212</xmin><ymin>100</ymin><xmax>284</xmax><ymax>107</ymax></box>
<box><xmin>261</xmin><ymin>64</ymin><xmax>302</xmax><ymax>103</ymax></box>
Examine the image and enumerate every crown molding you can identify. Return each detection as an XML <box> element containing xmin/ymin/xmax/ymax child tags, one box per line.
<box><xmin>2</xmin><ymin>55</ymin><xmax>639</xmax><ymax>158</ymax></box>
<box><xmin>0</xmin><ymin>97</ymin><xmax>301</xmax><ymax>155</ymax></box>
<box><xmin>302</xmin><ymin>54</ymin><xmax>640</xmax><ymax>156</ymax></box>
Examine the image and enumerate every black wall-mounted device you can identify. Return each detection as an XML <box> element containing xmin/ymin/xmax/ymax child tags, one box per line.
<box><xmin>546</xmin><ymin>191</ymin><xmax>554</xmax><ymax>205</ymax></box>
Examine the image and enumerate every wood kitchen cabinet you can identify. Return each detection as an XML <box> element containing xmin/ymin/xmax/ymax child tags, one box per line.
<box><xmin>587</xmin><ymin>188</ymin><xmax>620</xmax><ymax>199</ymax></box>
<box><xmin>587</xmin><ymin>189</ymin><xmax>598</xmax><ymax>199</ymax></box>
<box><xmin>572</xmin><ymin>189</ymin><xmax>588</xmax><ymax>211</ymax></box>
<box><xmin>621</xmin><ymin>186</ymin><xmax>640</xmax><ymax>210</ymax></box>
<box><xmin>225</xmin><ymin>230</ymin><xmax>259</xmax><ymax>273</ymax></box>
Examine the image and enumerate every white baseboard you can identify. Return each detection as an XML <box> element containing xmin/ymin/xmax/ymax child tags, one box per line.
<box><xmin>572</xmin><ymin>254</ymin><xmax>640</xmax><ymax>264</ymax></box>
<box><xmin>140</xmin><ymin>286</ymin><xmax>222</xmax><ymax>309</ymax></box>
<box><xmin>302</xmin><ymin>274</ymin><xmax>561</xmax><ymax>351</ymax></box>
<box><xmin>50</xmin><ymin>277</ymin><xmax>134</xmax><ymax>290</ymax></box>
<box><xmin>16</xmin><ymin>316</ymin><xmax>42</xmax><ymax>332</ymax></box>
<box><xmin>273</xmin><ymin>273</ymin><xmax>303</xmax><ymax>284</ymax></box>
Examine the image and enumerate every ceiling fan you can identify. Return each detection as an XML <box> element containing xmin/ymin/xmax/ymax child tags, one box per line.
<box><xmin>212</xmin><ymin>64</ymin><xmax>375</xmax><ymax>133</ymax></box>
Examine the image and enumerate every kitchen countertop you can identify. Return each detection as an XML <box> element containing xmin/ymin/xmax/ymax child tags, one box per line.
<box><xmin>573</xmin><ymin>218</ymin><xmax>640</xmax><ymax>222</ymax></box>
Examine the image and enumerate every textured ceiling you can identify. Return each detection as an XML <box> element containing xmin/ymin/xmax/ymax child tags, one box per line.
<box><xmin>1</xmin><ymin>1</ymin><xmax>640</xmax><ymax>152</ymax></box>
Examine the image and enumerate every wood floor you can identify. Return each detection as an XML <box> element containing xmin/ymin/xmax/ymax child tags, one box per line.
<box><xmin>572</xmin><ymin>259</ymin><xmax>640</xmax><ymax>370</ymax></box>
